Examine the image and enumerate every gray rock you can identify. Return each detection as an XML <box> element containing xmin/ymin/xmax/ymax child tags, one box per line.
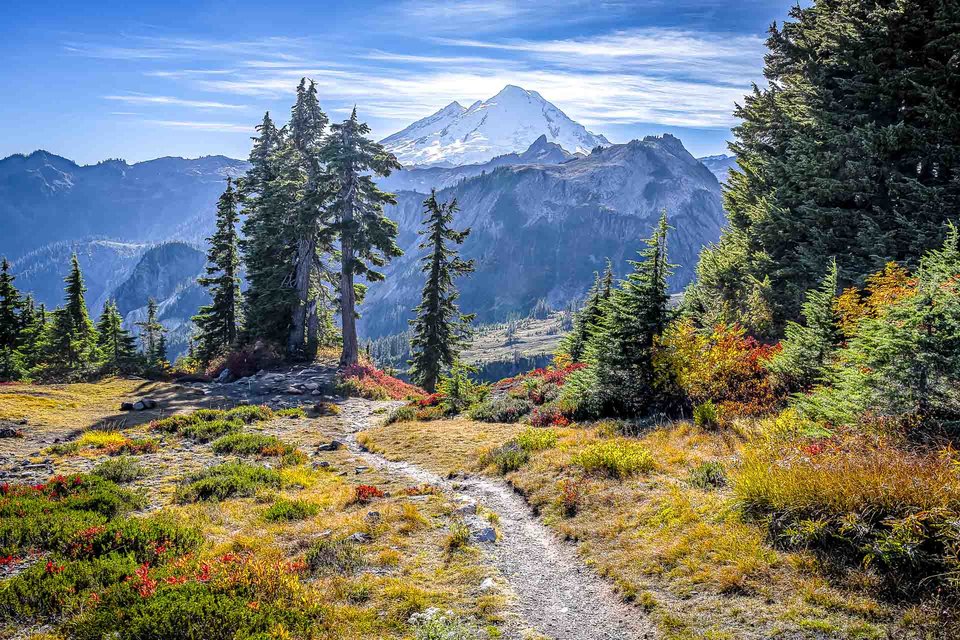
<box><xmin>354</xmin><ymin>466</ymin><xmax>369</xmax><ymax>474</ymax></box>
<box><xmin>366</xmin><ymin>511</ymin><xmax>382</xmax><ymax>523</ymax></box>
<box><xmin>312</xmin><ymin>461</ymin><xmax>331</xmax><ymax>470</ymax></box>
<box><xmin>472</xmin><ymin>527</ymin><xmax>497</xmax><ymax>543</ymax></box>
<box><xmin>456</xmin><ymin>502</ymin><xmax>478</xmax><ymax>516</ymax></box>
<box><xmin>216</xmin><ymin>368</ymin><xmax>234</xmax><ymax>383</ymax></box>
<box><xmin>348</xmin><ymin>532</ymin><xmax>372</xmax><ymax>544</ymax></box>
<box><xmin>479</xmin><ymin>577</ymin><xmax>496</xmax><ymax>591</ymax></box>
<box><xmin>133</xmin><ymin>401</ymin><xmax>146</xmax><ymax>411</ymax></box>
<box><xmin>315</xmin><ymin>440</ymin><xmax>343</xmax><ymax>452</ymax></box>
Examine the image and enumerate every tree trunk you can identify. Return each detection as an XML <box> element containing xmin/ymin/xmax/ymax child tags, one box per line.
<box><xmin>288</xmin><ymin>236</ymin><xmax>315</xmax><ymax>358</ymax></box>
<box><xmin>305</xmin><ymin>298</ymin><xmax>318</xmax><ymax>359</ymax></box>
<box><xmin>340</xmin><ymin>234</ymin><xmax>358</xmax><ymax>367</ymax></box>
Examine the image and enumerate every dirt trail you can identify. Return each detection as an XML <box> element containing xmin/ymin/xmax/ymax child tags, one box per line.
<box><xmin>338</xmin><ymin>398</ymin><xmax>655</xmax><ymax>640</ymax></box>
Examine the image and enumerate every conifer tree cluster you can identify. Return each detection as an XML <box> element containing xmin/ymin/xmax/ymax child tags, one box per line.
<box><xmin>562</xmin><ymin>213</ymin><xmax>677</xmax><ymax>418</ymax></box>
<box><xmin>559</xmin><ymin>261</ymin><xmax>613</xmax><ymax>362</ymax></box>
<box><xmin>686</xmin><ymin>0</ymin><xmax>960</xmax><ymax>337</ymax></box>
<box><xmin>233</xmin><ymin>80</ymin><xmax>402</xmax><ymax>367</ymax></box>
<box><xmin>407</xmin><ymin>191</ymin><xmax>475</xmax><ymax>392</ymax></box>
<box><xmin>0</xmin><ymin>255</ymin><xmax>154</xmax><ymax>381</ymax></box>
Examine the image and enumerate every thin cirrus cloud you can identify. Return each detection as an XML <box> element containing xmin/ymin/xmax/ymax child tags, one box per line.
<box><xmin>104</xmin><ymin>94</ymin><xmax>247</xmax><ymax>110</ymax></box>
<box><xmin>72</xmin><ymin>24</ymin><xmax>764</xmax><ymax>136</ymax></box>
<box><xmin>144</xmin><ymin>120</ymin><xmax>252</xmax><ymax>133</ymax></box>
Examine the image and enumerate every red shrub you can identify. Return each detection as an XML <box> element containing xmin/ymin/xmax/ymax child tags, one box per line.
<box><xmin>354</xmin><ymin>484</ymin><xmax>385</xmax><ymax>503</ymax></box>
<box><xmin>337</xmin><ymin>364</ymin><xmax>425</xmax><ymax>401</ymax></box>
<box><xmin>529</xmin><ymin>407</ymin><xmax>571</xmax><ymax>427</ymax></box>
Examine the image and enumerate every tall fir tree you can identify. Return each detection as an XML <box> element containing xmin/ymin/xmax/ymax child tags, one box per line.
<box><xmin>96</xmin><ymin>299</ymin><xmax>138</xmax><ymax>374</ymax></box>
<box><xmin>686</xmin><ymin>0</ymin><xmax>960</xmax><ymax>336</ymax></box>
<box><xmin>287</xmin><ymin>79</ymin><xmax>332</xmax><ymax>357</ymax></box>
<box><xmin>767</xmin><ymin>261</ymin><xmax>842</xmax><ymax>392</ymax></box>
<box><xmin>588</xmin><ymin>213</ymin><xmax>675</xmax><ymax>417</ymax></box>
<box><xmin>560</xmin><ymin>260</ymin><xmax>614</xmax><ymax>362</ymax></box>
<box><xmin>0</xmin><ymin>258</ymin><xmax>24</xmax><ymax>379</ymax></box>
<box><xmin>18</xmin><ymin>296</ymin><xmax>46</xmax><ymax>372</ymax></box>
<box><xmin>408</xmin><ymin>191</ymin><xmax>475</xmax><ymax>392</ymax></box>
<box><xmin>43</xmin><ymin>255</ymin><xmax>99</xmax><ymax>378</ymax></box>
<box><xmin>136</xmin><ymin>298</ymin><xmax>167</xmax><ymax>370</ymax></box>
<box><xmin>241</xmin><ymin>116</ymin><xmax>303</xmax><ymax>346</ymax></box>
<box><xmin>194</xmin><ymin>177</ymin><xmax>242</xmax><ymax>364</ymax></box>
<box><xmin>321</xmin><ymin>108</ymin><xmax>402</xmax><ymax>367</ymax></box>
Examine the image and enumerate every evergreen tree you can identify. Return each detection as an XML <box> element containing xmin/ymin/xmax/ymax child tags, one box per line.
<box><xmin>587</xmin><ymin>213</ymin><xmax>675</xmax><ymax>417</ymax></box>
<box><xmin>43</xmin><ymin>255</ymin><xmax>99</xmax><ymax>378</ymax></box>
<box><xmin>194</xmin><ymin>177</ymin><xmax>242</xmax><ymax>364</ymax></box>
<box><xmin>96</xmin><ymin>299</ymin><xmax>138</xmax><ymax>374</ymax></box>
<box><xmin>321</xmin><ymin>108</ymin><xmax>402</xmax><ymax>367</ymax></box>
<box><xmin>687</xmin><ymin>0</ymin><xmax>960</xmax><ymax>335</ymax></box>
<box><xmin>241</xmin><ymin>117</ymin><xmax>302</xmax><ymax>346</ymax></box>
<box><xmin>560</xmin><ymin>260</ymin><xmax>614</xmax><ymax>362</ymax></box>
<box><xmin>408</xmin><ymin>191</ymin><xmax>475</xmax><ymax>392</ymax></box>
<box><xmin>0</xmin><ymin>258</ymin><xmax>24</xmax><ymax>379</ymax></box>
<box><xmin>136</xmin><ymin>298</ymin><xmax>167</xmax><ymax>370</ymax></box>
<box><xmin>767</xmin><ymin>261</ymin><xmax>841</xmax><ymax>391</ymax></box>
<box><xmin>287</xmin><ymin>79</ymin><xmax>332</xmax><ymax>357</ymax></box>
<box><xmin>18</xmin><ymin>295</ymin><xmax>46</xmax><ymax>372</ymax></box>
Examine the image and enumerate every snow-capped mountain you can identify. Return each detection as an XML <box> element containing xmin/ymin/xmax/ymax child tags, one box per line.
<box><xmin>381</xmin><ymin>85</ymin><xmax>610</xmax><ymax>167</ymax></box>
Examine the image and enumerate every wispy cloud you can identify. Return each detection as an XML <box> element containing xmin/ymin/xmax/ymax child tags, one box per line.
<box><xmin>144</xmin><ymin>120</ymin><xmax>252</xmax><ymax>133</ymax></box>
<box><xmin>104</xmin><ymin>93</ymin><xmax>246</xmax><ymax>110</ymax></box>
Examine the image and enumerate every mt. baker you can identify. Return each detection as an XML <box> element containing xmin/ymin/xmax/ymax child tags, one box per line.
<box><xmin>381</xmin><ymin>85</ymin><xmax>610</xmax><ymax>167</ymax></box>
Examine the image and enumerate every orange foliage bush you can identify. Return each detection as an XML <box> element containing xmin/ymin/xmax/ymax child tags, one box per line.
<box><xmin>658</xmin><ymin>319</ymin><xmax>781</xmax><ymax>418</ymax></box>
<box><xmin>835</xmin><ymin>262</ymin><xmax>916</xmax><ymax>338</ymax></box>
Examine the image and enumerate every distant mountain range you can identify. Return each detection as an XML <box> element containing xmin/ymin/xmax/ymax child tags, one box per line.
<box><xmin>381</xmin><ymin>85</ymin><xmax>609</xmax><ymax>167</ymax></box>
<box><xmin>363</xmin><ymin>134</ymin><xmax>725</xmax><ymax>337</ymax></box>
<box><xmin>698</xmin><ymin>154</ymin><xmax>737</xmax><ymax>184</ymax></box>
<box><xmin>1</xmin><ymin>84</ymin><xmax>730</xmax><ymax>356</ymax></box>
<box><xmin>0</xmin><ymin>151</ymin><xmax>247</xmax><ymax>260</ymax></box>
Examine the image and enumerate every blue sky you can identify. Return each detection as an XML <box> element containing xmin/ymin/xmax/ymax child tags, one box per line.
<box><xmin>1</xmin><ymin>0</ymin><xmax>800</xmax><ymax>164</ymax></box>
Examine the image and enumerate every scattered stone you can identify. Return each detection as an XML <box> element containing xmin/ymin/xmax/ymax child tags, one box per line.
<box><xmin>479</xmin><ymin>577</ymin><xmax>496</xmax><ymax>592</ymax></box>
<box><xmin>316</xmin><ymin>440</ymin><xmax>343</xmax><ymax>452</ymax></box>
<box><xmin>354</xmin><ymin>466</ymin><xmax>369</xmax><ymax>475</ymax></box>
<box><xmin>132</xmin><ymin>401</ymin><xmax>146</xmax><ymax>411</ymax></box>
<box><xmin>216</xmin><ymin>368</ymin><xmax>235</xmax><ymax>383</ymax></box>
<box><xmin>366</xmin><ymin>511</ymin><xmax>382</xmax><ymax>523</ymax></box>
<box><xmin>472</xmin><ymin>527</ymin><xmax>497</xmax><ymax>543</ymax></box>
<box><xmin>285</xmin><ymin>386</ymin><xmax>304</xmax><ymax>395</ymax></box>
<box><xmin>456</xmin><ymin>502</ymin><xmax>477</xmax><ymax>516</ymax></box>
<box><xmin>312</xmin><ymin>461</ymin><xmax>331</xmax><ymax>470</ymax></box>
<box><xmin>119</xmin><ymin>402</ymin><xmax>135</xmax><ymax>411</ymax></box>
<box><xmin>0</xmin><ymin>427</ymin><xmax>23</xmax><ymax>439</ymax></box>
<box><xmin>407</xmin><ymin>495</ymin><xmax>430</xmax><ymax>503</ymax></box>
<box><xmin>141</xmin><ymin>398</ymin><xmax>158</xmax><ymax>409</ymax></box>
<box><xmin>304</xmin><ymin>382</ymin><xmax>320</xmax><ymax>391</ymax></box>
<box><xmin>348</xmin><ymin>532</ymin><xmax>372</xmax><ymax>544</ymax></box>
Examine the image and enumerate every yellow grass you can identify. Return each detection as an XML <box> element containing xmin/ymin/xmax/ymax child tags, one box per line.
<box><xmin>0</xmin><ymin>377</ymin><xmax>202</xmax><ymax>429</ymax></box>
<box><xmin>359</xmin><ymin>416</ymin><xmax>912</xmax><ymax>639</ymax></box>
<box><xmin>357</xmin><ymin>417</ymin><xmax>524</xmax><ymax>476</ymax></box>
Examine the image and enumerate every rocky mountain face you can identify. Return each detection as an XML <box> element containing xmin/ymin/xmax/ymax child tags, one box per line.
<box><xmin>111</xmin><ymin>242</ymin><xmax>209</xmax><ymax>359</ymax></box>
<box><xmin>0</xmin><ymin>150</ymin><xmax>248</xmax><ymax>260</ymax></box>
<box><xmin>378</xmin><ymin>135</ymin><xmax>578</xmax><ymax>194</ymax></box>
<box><xmin>12</xmin><ymin>240</ymin><xmax>147</xmax><ymax>313</ymax></box>
<box><xmin>361</xmin><ymin>134</ymin><xmax>726</xmax><ymax>337</ymax></box>
<box><xmin>381</xmin><ymin>85</ymin><xmax>609</xmax><ymax>167</ymax></box>
<box><xmin>698</xmin><ymin>154</ymin><xmax>738</xmax><ymax>184</ymax></box>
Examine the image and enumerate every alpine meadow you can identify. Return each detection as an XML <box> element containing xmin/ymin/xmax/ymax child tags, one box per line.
<box><xmin>2</xmin><ymin>1</ymin><xmax>960</xmax><ymax>639</ymax></box>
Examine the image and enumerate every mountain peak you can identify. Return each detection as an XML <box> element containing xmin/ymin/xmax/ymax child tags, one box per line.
<box><xmin>382</xmin><ymin>87</ymin><xmax>608</xmax><ymax>167</ymax></box>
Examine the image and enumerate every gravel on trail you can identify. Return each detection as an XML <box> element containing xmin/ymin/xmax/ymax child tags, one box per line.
<box><xmin>338</xmin><ymin>398</ymin><xmax>655</xmax><ymax>640</ymax></box>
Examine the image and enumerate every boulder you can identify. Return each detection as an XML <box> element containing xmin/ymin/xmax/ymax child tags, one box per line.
<box><xmin>472</xmin><ymin>527</ymin><xmax>497</xmax><ymax>543</ymax></box>
<box><xmin>316</xmin><ymin>440</ymin><xmax>344</xmax><ymax>452</ymax></box>
<box><xmin>132</xmin><ymin>401</ymin><xmax>146</xmax><ymax>411</ymax></box>
<box><xmin>216</xmin><ymin>368</ymin><xmax>235</xmax><ymax>383</ymax></box>
<box><xmin>348</xmin><ymin>532</ymin><xmax>372</xmax><ymax>544</ymax></box>
<box><xmin>119</xmin><ymin>402</ymin><xmax>135</xmax><ymax>411</ymax></box>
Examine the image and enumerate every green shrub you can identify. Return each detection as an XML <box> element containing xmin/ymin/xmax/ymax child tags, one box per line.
<box><xmin>182</xmin><ymin>418</ymin><xmax>244</xmax><ymax>442</ymax></box>
<box><xmin>468</xmin><ymin>395</ymin><xmax>533</xmax><ymax>423</ymax></box>
<box><xmin>275</xmin><ymin>407</ymin><xmax>305</xmax><ymax>419</ymax></box>
<box><xmin>92</xmin><ymin>456</ymin><xmax>145</xmax><ymax>483</ymax></box>
<box><xmin>175</xmin><ymin>462</ymin><xmax>282</xmax><ymax>503</ymax></box>
<box><xmin>688</xmin><ymin>461</ymin><xmax>726</xmax><ymax>489</ymax></box>
<box><xmin>212</xmin><ymin>432</ymin><xmax>285</xmax><ymax>456</ymax></box>
<box><xmin>411</xmin><ymin>609</ymin><xmax>477</xmax><ymax>640</ymax></box>
<box><xmin>445</xmin><ymin>522</ymin><xmax>472</xmax><ymax>552</ymax></box>
<box><xmin>386</xmin><ymin>405</ymin><xmax>418</xmax><ymax>424</ymax></box>
<box><xmin>693</xmin><ymin>401</ymin><xmax>720</xmax><ymax>430</ymax></box>
<box><xmin>67</xmin><ymin>581</ymin><xmax>308</xmax><ymax>640</ymax></box>
<box><xmin>480</xmin><ymin>442</ymin><xmax>529</xmax><ymax>474</ymax></box>
<box><xmin>226</xmin><ymin>405</ymin><xmax>275</xmax><ymax>423</ymax></box>
<box><xmin>263</xmin><ymin>498</ymin><xmax>319</xmax><ymax>522</ymax></box>
<box><xmin>515</xmin><ymin>427</ymin><xmax>558</xmax><ymax>452</ymax></box>
<box><xmin>573</xmin><ymin>439</ymin><xmax>655</xmax><ymax>479</ymax></box>
<box><xmin>306</xmin><ymin>538</ymin><xmax>365</xmax><ymax>575</ymax></box>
